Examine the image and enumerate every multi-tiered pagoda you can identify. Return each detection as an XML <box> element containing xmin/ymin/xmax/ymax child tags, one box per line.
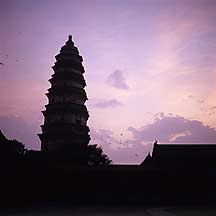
<box><xmin>39</xmin><ymin>35</ymin><xmax>90</xmax><ymax>161</ymax></box>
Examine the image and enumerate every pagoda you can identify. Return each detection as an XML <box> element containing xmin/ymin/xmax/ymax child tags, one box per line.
<box><xmin>38</xmin><ymin>35</ymin><xmax>90</xmax><ymax>162</ymax></box>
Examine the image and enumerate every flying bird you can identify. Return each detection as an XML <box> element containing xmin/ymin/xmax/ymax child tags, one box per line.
<box><xmin>0</xmin><ymin>62</ymin><xmax>4</xmax><ymax>66</ymax></box>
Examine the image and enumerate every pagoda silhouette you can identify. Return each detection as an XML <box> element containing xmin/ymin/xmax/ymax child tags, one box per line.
<box><xmin>38</xmin><ymin>35</ymin><xmax>90</xmax><ymax>162</ymax></box>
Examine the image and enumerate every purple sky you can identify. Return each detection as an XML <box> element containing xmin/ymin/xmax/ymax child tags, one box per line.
<box><xmin>1</xmin><ymin>0</ymin><xmax>216</xmax><ymax>163</ymax></box>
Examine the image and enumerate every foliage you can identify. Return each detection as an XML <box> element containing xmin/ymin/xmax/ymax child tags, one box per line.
<box><xmin>87</xmin><ymin>144</ymin><xmax>112</xmax><ymax>166</ymax></box>
<box><xmin>8</xmin><ymin>139</ymin><xmax>27</xmax><ymax>156</ymax></box>
<box><xmin>0</xmin><ymin>134</ymin><xmax>26</xmax><ymax>159</ymax></box>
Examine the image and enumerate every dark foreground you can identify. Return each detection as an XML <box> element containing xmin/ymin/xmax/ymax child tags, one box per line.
<box><xmin>2</xmin><ymin>206</ymin><xmax>216</xmax><ymax>216</ymax></box>
<box><xmin>1</xmin><ymin>161</ymin><xmax>216</xmax><ymax>214</ymax></box>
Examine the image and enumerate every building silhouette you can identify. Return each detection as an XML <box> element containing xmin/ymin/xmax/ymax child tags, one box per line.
<box><xmin>38</xmin><ymin>35</ymin><xmax>90</xmax><ymax>162</ymax></box>
<box><xmin>140</xmin><ymin>142</ymin><xmax>216</xmax><ymax>174</ymax></box>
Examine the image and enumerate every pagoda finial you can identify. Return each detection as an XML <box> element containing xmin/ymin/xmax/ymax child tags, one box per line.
<box><xmin>66</xmin><ymin>34</ymin><xmax>74</xmax><ymax>46</ymax></box>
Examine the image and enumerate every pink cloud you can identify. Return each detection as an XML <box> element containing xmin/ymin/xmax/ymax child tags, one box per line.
<box><xmin>89</xmin><ymin>99</ymin><xmax>123</xmax><ymax>109</ymax></box>
<box><xmin>106</xmin><ymin>70</ymin><xmax>129</xmax><ymax>90</ymax></box>
<box><xmin>128</xmin><ymin>114</ymin><xmax>216</xmax><ymax>144</ymax></box>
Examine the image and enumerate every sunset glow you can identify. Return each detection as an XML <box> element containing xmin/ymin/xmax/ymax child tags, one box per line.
<box><xmin>1</xmin><ymin>0</ymin><xmax>216</xmax><ymax>163</ymax></box>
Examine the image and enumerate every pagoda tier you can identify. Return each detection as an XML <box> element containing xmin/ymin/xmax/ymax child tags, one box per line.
<box><xmin>38</xmin><ymin>35</ymin><xmax>90</xmax><ymax>159</ymax></box>
<box><xmin>39</xmin><ymin>124</ymin><xmax>90</xmax><ymax>152</ymax></box>
<box><xmin>49</xmin><ymin>73</ymin><xmax>87</xmax><ymax>88</ymax></box>
<box><xmin>46</xmin><ymin>86</ymin><xmax>87</xmax><ymax>99</ymax></box>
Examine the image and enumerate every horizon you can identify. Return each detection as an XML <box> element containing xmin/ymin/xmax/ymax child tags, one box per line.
<box><xmin>1</xmin><ymin>0</ymin><xmax>216</xmax><ymax>163</ymax></box>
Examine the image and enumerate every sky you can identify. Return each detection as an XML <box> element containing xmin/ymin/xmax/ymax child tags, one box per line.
<box><xmin>1</xmin><ymin>0</ymin><xmax>216</xmax><ymax>164</ymax></box>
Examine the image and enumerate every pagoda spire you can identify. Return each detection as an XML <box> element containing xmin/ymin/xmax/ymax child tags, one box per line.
<box><xmin>38</xmin><ymin>35</ymin><xmax>90</xmax><ymax>163</ymax></box>
<box><xmin>65</xmin><ymin>35</ymin><xmax>74</xmax><ymax>46</ymax></box>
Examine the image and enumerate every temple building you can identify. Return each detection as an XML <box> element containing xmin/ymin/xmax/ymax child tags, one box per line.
<box><xmin>38</xmin><ymin>35</ymin><xmax>90</xmax><ymax>161</ymax></box>
<box><xmin>140</xmin><ymin>142</ymin><xmax>216</xmax><ymax>173</ymax></box>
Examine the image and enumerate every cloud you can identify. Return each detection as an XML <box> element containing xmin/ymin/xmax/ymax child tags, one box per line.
<box><xmin>107</xmin><ymin>70</ymin><xmax>129</xmax><ymax>90</ymax></box>
<box><xmin>128</xmin><ymin>114</ymin><xmax>216</xmax><ymax>144</ymax></box>
<box><xmin>4</xmin><ymin>113</ymin><xmax>216</xmax><ymax>164</ymax></box>
<box><xmin>89</xmin><ymin>99</ymin><xmax>123</xmax><ymax>109</ymax></box>
<box><xmin>90</xmin><ymin>127</ymin><xmax>152</xmax><ymax>164</ymax></box>
<box><xmin>182</xmin><ymin>95</ymin><xmax>206</xmax><ymax>106</ymax></box>
<box><xmin>0</xmin><ymin>115</ymin><xmax>40</xmax><ymax>150</ymax></box>
<box><xmin>197</xmin><ymin>99</ymin><xmax>204</xmax><ymax>104</ymax></box>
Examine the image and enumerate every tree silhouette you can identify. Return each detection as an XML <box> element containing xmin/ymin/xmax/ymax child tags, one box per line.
<box><xmin>8</xmin><ymin>139</ymin><xmax>26</xmax><ymax>156</ymax></box>
<box><xmin>0</xmin><ymin>130</ymin><xmax>26</xmax><ymax>160</ymax></box>
<box><xmin>87</xmin><ymin>144</ymin><xmax>112</xmax><ymax>166</ymax></box>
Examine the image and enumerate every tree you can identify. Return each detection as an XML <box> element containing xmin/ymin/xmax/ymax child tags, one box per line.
<box><xmin>87</xmin><ymin>144</ymin><xmax>112</xmax><ymax>167</ymax></box>
<box><xmin>0</xmin><ymin>130</ymin><xmax>26</xmax><ymax>160</ymax></box>
<box><xmin>8</xmin><ymin>139</ymin><xmax>26</xmax><ymax>156</ymax></box>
